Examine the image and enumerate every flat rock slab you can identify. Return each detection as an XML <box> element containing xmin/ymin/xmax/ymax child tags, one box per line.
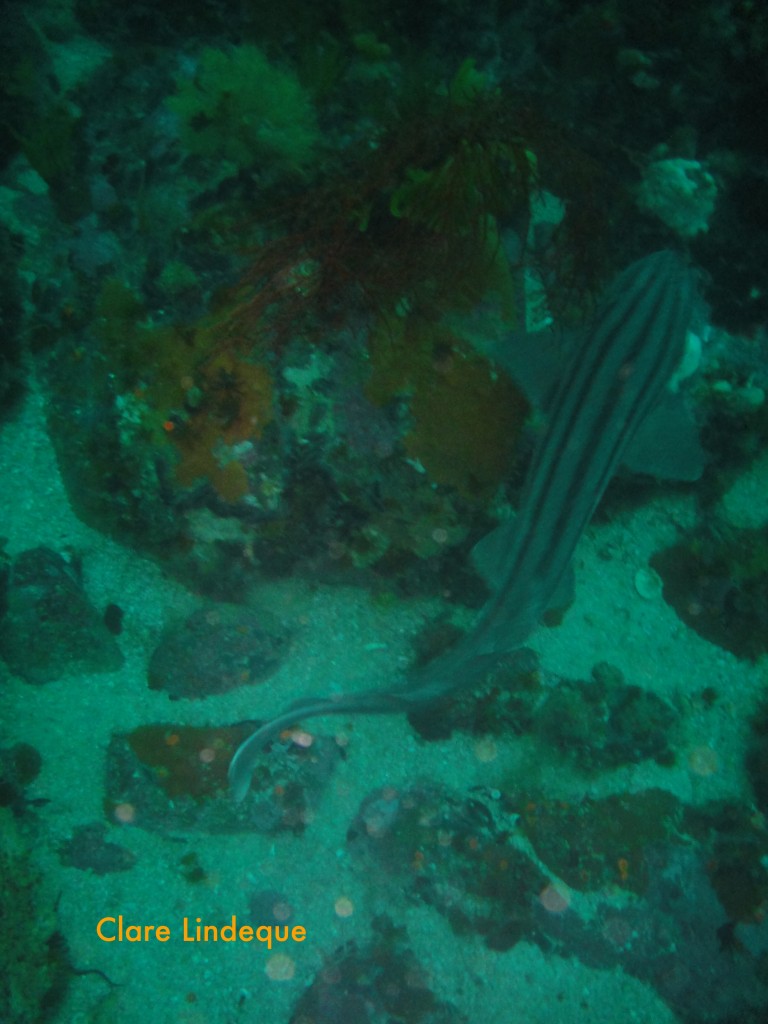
<box><xmin>105</xmin><ymin>722</ymin><xmax>340</xmax><ymax>835</ymax></box>
<box><xmin>148</xmin><ymin>604</ymin><xmax>289</xmax><ymax>699</ymax></box>
<box><xmin>58</xmin><ymin>822</ymin><xmax>137</xmax><ymax>875</ymax></box>
<box><xmin>291</xmin><ymin>914</ymin><xmax>467</xmax><ymax>1024</ymax></box>
<box><xmin>348</xmin><ymin>781</ymin><xmax>546</xmax><ymax>951</ymax></box>
<box><xmin>0</xmin><ymin>546</ymin><xmax>124</xmax><ymax>684</ymax></box>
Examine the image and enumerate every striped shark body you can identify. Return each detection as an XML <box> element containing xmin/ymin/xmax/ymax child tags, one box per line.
<box><xmin>229</xmin><ymin>250</ymin><xmax>703</xmax><ymax>801</ymax></box>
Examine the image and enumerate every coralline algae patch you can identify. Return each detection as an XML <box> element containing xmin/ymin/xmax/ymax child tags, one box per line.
<box><xmin>366</xmin><ymin>315</ymin><xmax>529</xmax><ymax>499</ymax></box>
<box><xmin>169</xmin><ymin>352</ymin><xmax>273</xmax><ymax>503</ymax></box>
<box><xmin>80</xmin><ymin>268</ymin><xmax>533</xmax><ymax>600</ymax></box>
<box><xmin>98</xmin><ymin>282</ymin><xmax>275</xmax><ymax>505</ymax></box>
<box><xmin>104</xmin><ymin>722</ymin><xmax>341</xmax><ymax>834</ymax></box>
<box><xmin>344</xmin><ymin>780</ymin><xmax>768</xmax><ymax>1020</ymax></box>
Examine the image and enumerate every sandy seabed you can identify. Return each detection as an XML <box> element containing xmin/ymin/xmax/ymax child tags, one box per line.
<box><xmin>1</xmin><ymin>383</ymin><xmax>762</xmax><ymax>1024</ymax></box>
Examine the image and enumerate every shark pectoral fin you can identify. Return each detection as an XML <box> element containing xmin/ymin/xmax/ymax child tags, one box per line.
<box><xmin>470</xmin><ymin>517</ymin><xmax>517</xmax><ymax>591</ymax></box>
<box><xmin>623</xmin><ymin>392</ymin><xmax>705</xmax><ymax>481</ymax></box>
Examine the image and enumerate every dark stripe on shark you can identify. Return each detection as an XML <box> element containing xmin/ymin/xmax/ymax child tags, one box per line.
<box><xmin>470</xmin><ymin>250</ymin><xmax>694</xmax><ymax>655</ymax></box>
<box><xmin>229</xmin><ymin>250</ymin><xmax>698</xmax><ymax>801</ymax></box>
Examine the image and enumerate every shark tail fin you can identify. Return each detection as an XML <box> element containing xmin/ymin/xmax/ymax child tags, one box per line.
<box><xmin>228</xmin><ymin>690</ymin><xmax>412</xmax><ymax>802</ymax></box>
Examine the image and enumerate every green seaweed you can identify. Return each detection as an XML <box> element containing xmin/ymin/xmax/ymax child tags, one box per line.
<box><xmin>167</xmin><ymin>45</ymin><xmax>319</xmax><ymax>170</ymax></box>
